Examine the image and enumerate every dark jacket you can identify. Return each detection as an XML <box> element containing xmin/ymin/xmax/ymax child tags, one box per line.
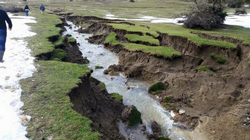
<box><xmin>0</xmin><ymin>9</ymin><xmax>12</xmax><ymax>30</ymax></box>
<box><xmin>24</xmin><ymin>5</ymin><xmax>30</xmax><ymax>11</ymax></box>
<box><xmin>40</xmin><ymin>4</ymin><xmax>45</xmax><ymax>11</ymax></box>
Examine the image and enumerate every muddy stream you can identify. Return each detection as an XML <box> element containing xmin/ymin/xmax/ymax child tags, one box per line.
<box><xmin>63</xmin><ymin>21</ymin><xmax>205</xmax><ymax>140</ymax></box>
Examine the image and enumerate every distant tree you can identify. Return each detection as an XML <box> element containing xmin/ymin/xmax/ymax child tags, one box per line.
<box><xmin>183</xmin><ymin>0</ymin><xmax>227</xmax><ymax>30</ymax></box>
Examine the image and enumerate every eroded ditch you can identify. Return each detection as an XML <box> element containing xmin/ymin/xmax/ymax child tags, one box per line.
<box><xmin>45</xmin><ymin>13</ymin><xmax>250</xmax><ymax>140</ymax></box>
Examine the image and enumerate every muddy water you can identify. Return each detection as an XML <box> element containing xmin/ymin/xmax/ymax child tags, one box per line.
<box><xmin>63</xmin><ymin>22</ymin><xmax>198</xmax><ymax>140</ymax></box>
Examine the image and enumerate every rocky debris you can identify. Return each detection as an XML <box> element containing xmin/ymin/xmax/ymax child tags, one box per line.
<box><xmin>121</xmin><ymin>105</ymin><xmax>142</xmax><ymax>127</ymax></box>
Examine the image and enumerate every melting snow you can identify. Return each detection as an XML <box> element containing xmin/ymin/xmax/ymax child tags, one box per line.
<box><xmin>0</xmin><ymin>14</ymin><xmax>36</xmax><ymax>140</ymax></box>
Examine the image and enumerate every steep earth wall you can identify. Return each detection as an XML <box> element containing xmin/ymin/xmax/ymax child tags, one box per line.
<box><xmin>68</xmin><ymin>74</ymin><xmax>126</xmax><ymax>140</ymax></box>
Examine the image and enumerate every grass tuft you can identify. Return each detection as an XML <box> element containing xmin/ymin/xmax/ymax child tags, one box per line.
<box><xmin>128</xmin><ymin>106</ymin><xmax>142</xmax><ymax>127</ymax></box>
<box><xmin>210</xmin><ymin>53</ymin><xmax>227</xmax><ymax>64</ymax></box>
<box><xmin>111</xmin><ymin>93</ymin><xmax>123</xmax><ymax>102</ymax></box>
<box><xmin>197</xmin><ymin>66</ymin><xmax>213</xmax><ymax>74</ymax></box>
<box><xmin>148</xmin><ymin>82</ymin><xmax>167</xmax><ymax>93</ymax></box>
<box><xmin>125</xmin><ymin>33</ymin><xmax>160</xmax><ymax>45</ymax></box>
<box><xmin>68</xmin><ymin>37</ymin><xmax>76</xmax><ymax>43</ymax></box>
<box><xmin>98</xmin><ymin>82</ymin><xmax>106</xmax><ymax>89</ymax></box>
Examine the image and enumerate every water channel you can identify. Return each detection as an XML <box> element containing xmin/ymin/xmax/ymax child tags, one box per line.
<box><xmin>63</xmin><ymin>21</ymin><xmax>202</xmax><ymax>140</ymax></box>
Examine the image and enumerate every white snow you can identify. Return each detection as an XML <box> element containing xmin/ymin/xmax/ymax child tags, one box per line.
<box><xmin>224</xmin><ymin>13</ymin><xmax>250</xmax><ymax>28</ymax></box>
<box><xmin>0</xmin><ymin>14</ymin><xmax>36</xmax><ymax>140</ymax></box>
<box><xmin>105</xmin><ymin>13</ymin><xmax>250</xmax><ymax>28</ymax></box>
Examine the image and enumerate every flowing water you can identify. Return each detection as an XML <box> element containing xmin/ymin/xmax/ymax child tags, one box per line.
<box><xmin>63</xmin><ymin>22</ymin><xmax>194</xmax><ymax>140</ymax></box>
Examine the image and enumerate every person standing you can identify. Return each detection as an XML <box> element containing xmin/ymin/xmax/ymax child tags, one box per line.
<box><xmin>0</xmin><ymin>9</ymin><xmax>12</xmax><ymax>63</ymax></box>
<box><xmin>24</xmin><ymin>5</ymin><xmax>30</xmax><ymax>16</ymax></box>
<box><xmin>40</xmin><ymin>4</ymin><xmax>45</xmax><ymax>15</ymax></box>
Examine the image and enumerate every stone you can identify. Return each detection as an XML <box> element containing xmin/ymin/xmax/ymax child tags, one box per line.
<box><xmin>179</xmin><ymin>109</ymin><xmax>185</xmax><ymax>115</ymax></box>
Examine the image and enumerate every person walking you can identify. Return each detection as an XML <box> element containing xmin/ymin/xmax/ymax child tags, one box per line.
<box><xmin>40</xmin><ymin>4</ymin><xmax>45</xmax><ymax>15</ymax></box>
<box><xmin>24</xmin><ymin>5</ymin><xmax>30</xmax><ymax>16</ymax></box>
<box><xmin>0</xmin><ymin>9</ymin><xmax>12</xmax><ymax>63</ymax></box>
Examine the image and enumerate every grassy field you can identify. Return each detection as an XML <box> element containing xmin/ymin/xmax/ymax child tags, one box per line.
<box><xmin>9</xmin><ymin>0</ymin><xmax>250</xmax><ymax>48</ymax></box>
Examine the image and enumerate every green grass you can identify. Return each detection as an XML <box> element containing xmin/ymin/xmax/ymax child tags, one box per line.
<box><xmin>111</xmin><ymin>93</ymin><xmax>123</xmax><ymax>102</ymax></box>
<box><xmin>25</xmin><ymin>11</ymin><xmax>63</xmax><ymax>56</ymax></box>
<box><xmin>104</xmin><ymin>32</ymin><xmax>120</xmax><ymax>45</ymax></box>
<box><xmin>125</xmin><ymin>34</ymin><xmax>160</xmax><ymax>45</ymax></box>
<box><xmin>247</xmin><ymin>58</ymin><xmax>250</xmax><ymax>63</ymax></box>
<box><xmin>108</xmin><ymin>23</ymin><xmax>159</xmax><ymax>37</ymax></box>
<box><xmin>50</xmin><ymin>48</ymin><xmax>67</xmax><ymax>61</ymax></box>
<box><xmin>162</xmin><ymin>97</ymin><xmax>173</xmax><ymax>111</ymax></box>
<box><xmin>164</xmin><ymin>97</ymin><xmax>173</xmax><ymax>104</ymax></box>
<box><xmin>197</xmin><ymin>66</ymin><xmax>214</xmax><ymax>74</ymax></box>
<box><xmin>210</xmin><ymin>53</ymin><xmax>227</xmax><ymax>64</ymax></box>
<box><xmin>95</xmin><ymin>65</ymin><xmax>104</xmax><ymax>69</ymax></box>
<box><xmin>148</xmin><ymin>82</ymin><xmax>167</xmax><ymax>93</ymax></box>
<box><xmin>21</xmin><ymin>61</ymin><xmax>98</xmax><ymax>140</ymax></box>
<box><xmin>108</xmin><ymin>22</ymin><xmax>238</xmax><ymax>49</ymax></box>
<box><xmin>98</xmin><ymin>82</ymin><xmax>106</xmax><ymax>89</ymax></box>
<box><xmin>145</xmin><ymin>23</ymin><xmax>238</xmax><ymax>48</ymax></box>
<box><xmin>53</xmin><ymin>36</ymin><xmax>64</xmax><ymax>46</ymax></box>
<box><xmin>39</xmin><ymin>0</ymin><xmax>192</xmax><ymax>19</ymax></box>
<box><xmin>128</xmin><ymin>106</ymin><xmax>142</xmax><ymax>127</ymax></box>
<box><xmin>105</xmin><ymin>32</ymin><xmax>181</xmax><ymax>58</ymax></box>
<box><xmin>68</xmin><ymin>37</ymin><xmax>76</xmax><ymax>43</ymax></box>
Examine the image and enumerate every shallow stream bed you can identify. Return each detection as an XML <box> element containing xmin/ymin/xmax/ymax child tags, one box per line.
<box><xmin>62</xmin><ymin>22</ymin><xmax>202</xmax><ymax>140</ymax></box>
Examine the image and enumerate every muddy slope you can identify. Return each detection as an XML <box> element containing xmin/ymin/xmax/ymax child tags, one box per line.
<box><xmin>65</xmin><ymin>15</ymin><xmax>250</xmax><ymax>140</ymax></box>
<box><xmin>68</xmin><ymin>74</ymin><xmax>126</xmax><ymax>140</ymax></box>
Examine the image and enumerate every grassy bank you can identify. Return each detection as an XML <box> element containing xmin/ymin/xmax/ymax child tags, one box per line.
<box><xmin>19</xmin><ymin>10</ymin><xmax>99</xmax><ymax>139</ymax></box>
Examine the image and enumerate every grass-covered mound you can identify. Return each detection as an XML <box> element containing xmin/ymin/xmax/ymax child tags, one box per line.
<box><xmin>125</xmin><ymin>33</ymin><xmax>160</xmax><ymax>46</ymax></box>
<box><xmin>105</xmin><ymin>32</ymin><xmax>181</xmax><ymax>58</ymax></box>
<box><xmin>107</xmin><ymin>22</ymin><xmax>239</xmax><ymax>49</ymax></box>
<box><xmin>128</xmin><ymin>106</ymin><xmax>143</xmax><ymax>127</ymax></box>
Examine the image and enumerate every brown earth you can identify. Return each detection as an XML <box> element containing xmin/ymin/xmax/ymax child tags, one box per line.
<box><xmin>62</xmin><ymin>14</ymin><xmax>250</xmax><ymax>140</ymax></box>
<box><xmin>68</xmin><ymin>73</ymin><xmax>126</xmax><ymax>140</ymax></box>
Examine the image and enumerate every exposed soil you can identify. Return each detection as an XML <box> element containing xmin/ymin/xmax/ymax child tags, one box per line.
<box><xmin>68</xmin><ymin>74</ymin><xmax>126</xmax><ymax>140</ymax></box>
<box><xmin>61</xmin><ymin>15</ymin><xmax>250</xmax><ymax>140</ymax></box>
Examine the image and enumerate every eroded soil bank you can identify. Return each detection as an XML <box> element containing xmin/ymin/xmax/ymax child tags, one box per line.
<box><xmin>63</xmin><ymin>14</ymin><xmax>250</xmax><ymax>140</ymax></box>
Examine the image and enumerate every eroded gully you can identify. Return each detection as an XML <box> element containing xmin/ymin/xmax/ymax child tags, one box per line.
<box><xmin>63</xmin><ymin>21</ymin><xmax>204</xmax><ymax>140</ymax></box>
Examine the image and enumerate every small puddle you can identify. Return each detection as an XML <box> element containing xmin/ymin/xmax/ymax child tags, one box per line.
<box><xmin>63</xmin><ymin>22</ymin><xmax>203</xmax><ymax>140</ymax></box>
